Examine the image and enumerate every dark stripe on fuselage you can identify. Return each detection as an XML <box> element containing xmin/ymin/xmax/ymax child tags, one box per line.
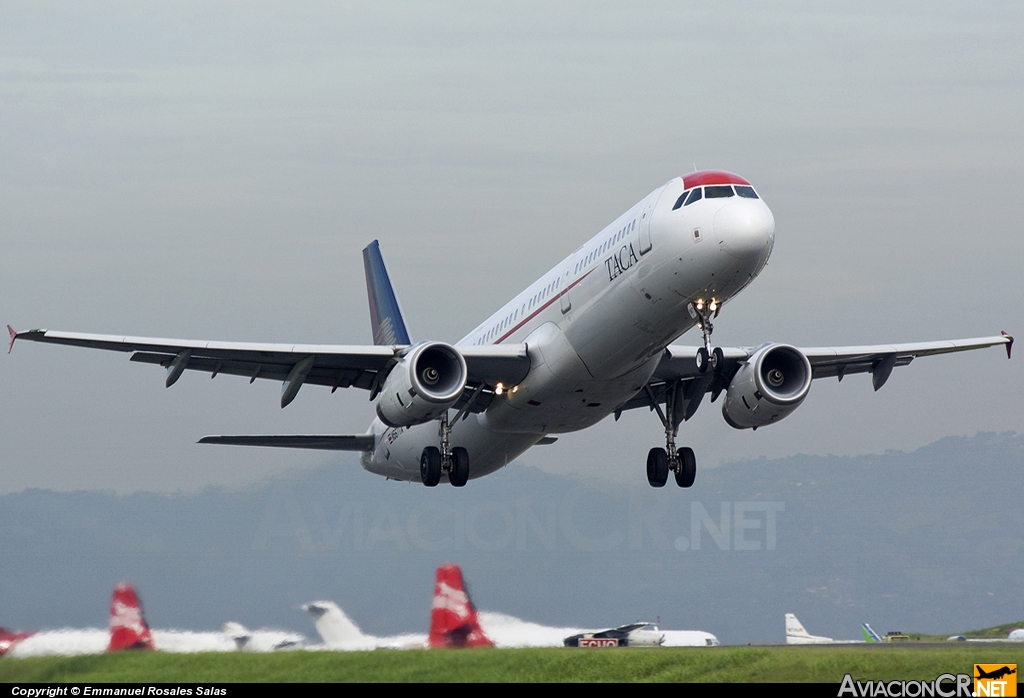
<box><xmin>494</xmin><ymin>269</ymin><xmax>595</xmax><ymax>345</ymax></box>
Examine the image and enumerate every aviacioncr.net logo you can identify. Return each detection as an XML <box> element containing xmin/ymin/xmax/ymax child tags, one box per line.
<box><xmin>839</xmin><ymin>673</ymin><xmax>973</xmax><ymax>697</ymax></box>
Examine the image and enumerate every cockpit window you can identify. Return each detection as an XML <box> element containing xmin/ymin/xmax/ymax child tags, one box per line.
<box><xmin>672</xmin><ymin>192</ymin><xmax>687</xmax><ymax>210</ymax></box>
<box><xmin>684</xmin><ymin>187</ymin><xmax>702</xmax><ymax>206</ymax></box>
<box><xmin>735</xmin><ymin>185</ymin><xmax>759</xmax><ymax>199</ymax></box>
<box><xmin>704</xmin><ymin>185</ymin><xmax>734</xmax><ymax>199</ymax></box>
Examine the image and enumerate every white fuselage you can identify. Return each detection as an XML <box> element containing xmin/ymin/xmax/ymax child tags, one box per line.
<box><xmin>362</xmin><ymin>173</ymin><xmax>775</xmax><ymax>481</ymax></box>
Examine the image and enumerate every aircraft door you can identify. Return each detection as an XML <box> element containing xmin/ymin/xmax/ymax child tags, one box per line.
<box><xmin>560</xmin><ymin>258</ymin><xmax>574</xmax><ymax>315</ymax></box>
<box><xmin>637</xmin><ymin>185</ymin><xmax>667</xmax><ymax>256</ymax></box>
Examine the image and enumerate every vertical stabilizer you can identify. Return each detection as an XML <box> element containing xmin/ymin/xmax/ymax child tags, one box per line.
<box><xmin>108</xmin><ymin>584</ymin><xmax>154</xmax><ymax>651</ymax></box>
<box><xmin>303</xmin><ymin>601</ymin><xmax>368</xmax><ymax>650</ymax></box>
<box><xmin>362</xmin><ymin>240</ymin><xmax>411</xmax><ymax>346</ymax></box>
<box><xmin>428</xmin><ymin>564</ymin><xmax>494</xmax><ymax>648</ymax></box>
<box><xmin>785</xmin><ymin>613</ymin><xmax>808</xmax><ymax>638</ymax></box>
<box><xmin>0</xmin><ymin>627</ymin><xmax>33</xmax><ymax>656</ymax></box>
<box><xmin>862</xmin><ymin>623</ymin><xmax>883</xmax><ymax>643</ymax></box>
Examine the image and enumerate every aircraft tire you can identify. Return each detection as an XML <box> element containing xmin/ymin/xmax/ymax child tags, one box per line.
<box><xmin>712</xmin><ymin>347</ymin><xmax>724</xmax><ymax>372</ymax></box>
<box><xmin>647</xmin><ymin>448</ymin><xmax>668</xmax><ymax>487</ymax></box>
<box><xmin>450</xmin><ymin>447</ymin><xmax>470</xmax><ymax>487</ymax></box>
<box><xmin>420</xmin><ymin>447</ymin><xmax>442</xmax><ymax>487</ymax></box>
<box><xmin>675</xmin><ymin>447</ymin><xmax>696</xmax><ymax>488</ymax></box>
<box><xmin>696</xmin><ymin>347</ymin><xmax>710</xmax><ymax>374</ymax></box>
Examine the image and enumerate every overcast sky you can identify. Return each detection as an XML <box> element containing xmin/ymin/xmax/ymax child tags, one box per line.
<box><xmin>2</xmin><ymin>2</ymin><xmax>1022</xmax><ymax>494</ymax></box>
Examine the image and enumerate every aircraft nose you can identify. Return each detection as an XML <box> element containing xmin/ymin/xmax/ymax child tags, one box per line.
<box><xmin>713</xmin><ymin>200</ymin><xmax>775</xmax><ymax>260</ymax></box>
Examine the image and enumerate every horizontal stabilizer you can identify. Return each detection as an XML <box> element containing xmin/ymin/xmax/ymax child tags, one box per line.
<box><xmin>198</xmin><ymin>435</ymin><xmax>375</xmax><ymax>451</ymax></box>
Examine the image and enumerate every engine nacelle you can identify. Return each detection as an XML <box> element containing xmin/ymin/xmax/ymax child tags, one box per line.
<box><xmin>375</xmin><ymin>342</ymin><xmax>468</xmax><ymax>428</ymax></box>
<box><xmin>722</xmin><ymin>344</ymin><xmax>812</xmax><ymax>429</ymax></box>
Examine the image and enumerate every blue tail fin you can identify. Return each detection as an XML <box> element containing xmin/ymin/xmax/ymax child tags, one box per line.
<box><xmin>861</xmin><ymin>623</ymin><xmax>883</xmax><ymax>643</ymax></box>
<box><xmin>362</xmin><ymin>240</ymin><xmax>411</xmax><ymax>346</ymax></box>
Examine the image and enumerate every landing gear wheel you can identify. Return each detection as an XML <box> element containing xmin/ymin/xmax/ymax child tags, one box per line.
<box><xmin>647</xmin><ymin>448</ymin><xmax>669</xmax><ymax>487</ymax></box>
<box><xmin>449</xmin><ymin>447</ymin><xmax>470</xmax><ymax>487</ymax></box>
<box><xmin>675</xmin><ymin>447</ymin><xmax>696</xmax><ymax>488</ymax></box>
<box><xmin>420</xmin><ymin>447</ymin><xmax>441</xmax><ymax>487</ymax></box>
<box><xmin>695</xmin><ymin>347</ymin><xmax>710</xmax><ymax>374</ymax></box>
<box><xmin>712</xmin><ymin>347</ymin><xmax>724</xmax><ymax>372</ymax></box>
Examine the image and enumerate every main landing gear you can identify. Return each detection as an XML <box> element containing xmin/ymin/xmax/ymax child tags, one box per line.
<box><xmin>644</xmin><ymin>379</ymin><xmax>697</xmax><ymax>489</ymax></box>
<box><xmin>420</xmin><ymin>412</ymin><xmax>470</xmax><ymax>487</ymax></box>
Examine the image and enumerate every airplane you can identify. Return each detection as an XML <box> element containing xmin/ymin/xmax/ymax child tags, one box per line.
<box><xmin>303</xmin><ymin>563</ymin><xmax>716</xmax><ymax>650</ymax></box>
<box><xmin>947</xmin><ymin>626</ymin><xmax>1024</xmax><ymax>643</ymax></box>
<box><xmin>564</xmin><ymin>623</ymin><xmax>664</xmax><ymax>648</ymax></box>
<box><xmin>562</xmin><ymin>621</ymin><xmax>721</xmax><ymax>647</ymax></box>
<box><xmin>302</xmin><ymin>563</ymin><xmax>495</xmax><ymax>650</ymax></box>
<box><xmin>784</xmin><ymin>613</ymin><xmax>866</xmax><ymax>645</ymax></box>
<box><xmin>7</xmin><ymin>170</ymin><xmax>1014</xmax><ymax>489</ymax></box>
<box><xmin>302</xmin><ymin>601</ymin><xmax>427</xmax><ymax>651</ymax></box>
<box><xmin>5</xmin><ymin>584</ymin><xmax>303</xmax><ymax>656</ymax></box>
<box><xmin>975</xmin><ymin>666</ymin><xmax>1017</xmax><ymax>681</ymax></box>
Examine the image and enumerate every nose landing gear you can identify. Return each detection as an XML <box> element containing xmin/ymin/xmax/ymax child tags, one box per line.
<box><xmin>691</xmin><ymin>299</ymin><xmax>724</xmax><ymax>375</ymax></box>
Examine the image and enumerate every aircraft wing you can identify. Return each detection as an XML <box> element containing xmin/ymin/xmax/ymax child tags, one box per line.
<box><xmin>7</xmin><ymin>327</ymin><xmax>530</xmax><ymax>409</ymax></box>
<box><xmin>618</xmin><ymin>333</ymin><xmax>1013</xmax><ymax>418</ymax></box>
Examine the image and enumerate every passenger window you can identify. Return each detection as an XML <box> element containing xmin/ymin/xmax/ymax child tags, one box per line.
<box><xmin>735</xmin><ymin>185</ymin><xmax>759</xmax><ymax>199</ymax></box>
<box><xmin>705</xmin><ymin>185</ymin><xmax>734</xmax><ymax>198</ymax></box>
<box><xmin>684</xmin><ymin>188</ymin><xmax>702</xmax><ymax>206</ymax></box>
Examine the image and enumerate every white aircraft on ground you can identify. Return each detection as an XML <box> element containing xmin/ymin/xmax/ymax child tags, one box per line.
<box><xmin>784</xmin><ymin>613</ymin><xmax>865</xmax><ymax>645</ymax></box>
<box><xmin>8</xmin><ymin>171</ymin><xmax>1013</xmax><ymax>488</ymax></box>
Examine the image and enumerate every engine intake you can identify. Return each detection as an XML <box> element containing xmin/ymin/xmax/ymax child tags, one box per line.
<box><xmin>722</xmin><ymin>344</ymin><xmax>812</xmax><ymax>429</ymax></box>
<box><xmin>376</xmin><ymin>342</ymin><xmax>468</xmax><ymax>428</ymax></box>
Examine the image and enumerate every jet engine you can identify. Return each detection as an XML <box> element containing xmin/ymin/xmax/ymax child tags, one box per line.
<box><xmin>375</xmin><ymin>342</ymin><xmax>468</xmax><ymax>428</ymax></box>
<box><xmin>722</xmin><ymin>344</ymin><xmax>812</xmax><ymax>429</ymax></box>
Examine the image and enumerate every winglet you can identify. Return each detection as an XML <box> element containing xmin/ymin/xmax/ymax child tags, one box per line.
<box><xmin>6</xmin><ymin>325</ymin><xmax>16</xmax><ymax>354</ymax></box>
<box><xmin>1002</xmin><ymin>331</ymin><xmax>1013</xmax><ymax>359</ymax></box>
<box><xmin>362</xmin><ymin>240</ymin><xmax>411</xmax><ymax>346</ymax></box>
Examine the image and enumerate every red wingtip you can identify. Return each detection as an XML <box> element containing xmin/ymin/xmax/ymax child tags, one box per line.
<box><xmin>6</xmin><ymin>326</ymin><xmax>16</xmax><ymax>354</ymax></box>
<box><xmin>1001</xmin><ymin>331</ymin><xmax>1013</xmax><ymax>359</ymax></box>
<box><xmin>108</xmin><ymin>583</ymin><xmax>154</xmax><ymax>652</ymax></box>
<box><xmin>428</xmin><ymin>564</ymin><xmax>494</xmax><ymax>649</ymax></box>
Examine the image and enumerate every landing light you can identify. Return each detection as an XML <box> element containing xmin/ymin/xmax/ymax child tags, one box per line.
<box><xmin>709</xmin><ymin>300</ymin><xmax>718</xmax><ymax>312</ymax></box>
<box><xmin>495</xmin><ymin>382</ymin><xmax>504</xmax><ymax>396</ymax></box>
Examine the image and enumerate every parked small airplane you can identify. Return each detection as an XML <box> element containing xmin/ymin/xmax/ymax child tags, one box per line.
<box><xmin>8</xmin><ymin>171</ymin><xmax>1013</xmax><ymax>489</ymax></box>
<box><xmin>785</xmin><ymin>613</ymin><xmax>864</xmax><ymax>645</ymax></box>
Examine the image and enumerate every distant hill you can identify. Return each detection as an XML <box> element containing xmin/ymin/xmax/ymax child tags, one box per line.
<box><xmin>1</xmin><ymin>431</ymin><xmax>1021</xmax><ymax>645</ymax></box>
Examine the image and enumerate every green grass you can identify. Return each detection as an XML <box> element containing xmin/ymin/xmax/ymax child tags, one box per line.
<box><xmin>2</xmin><ymin>645</ymin><xmax>1023</xmax><ymax>683</ymax></box>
